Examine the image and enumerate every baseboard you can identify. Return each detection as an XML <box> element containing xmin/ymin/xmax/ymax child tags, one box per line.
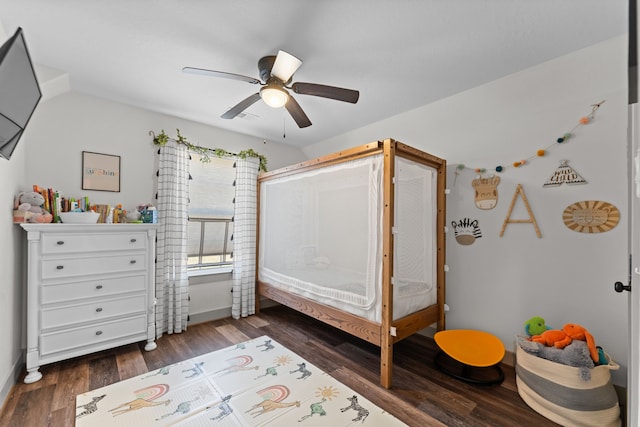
<box><xmin>188</xmin><ymin>307</ymin><xmax>232</xmax><ymax>325</ymax></box>
<box><xmin>0</xmin><ymin>352</ymin><xmax>24</xmax><ymax>413</ymax></box>
<box><xmin>188</xmin><ymin>299</ymin><xmax>279</xmax><ymax>326</ymax></box>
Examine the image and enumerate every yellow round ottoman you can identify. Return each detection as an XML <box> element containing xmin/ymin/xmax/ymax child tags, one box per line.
<box><xmin>434</xmin><ymin>329</ymin><xmax>505</xmax><ymax>385</ymax></box>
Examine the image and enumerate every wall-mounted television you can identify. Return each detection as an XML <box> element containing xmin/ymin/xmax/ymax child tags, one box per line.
<box><xmin>0</xmin><ymin>27</ymin><xmax>41</xmax><ymax>160</ymax></box>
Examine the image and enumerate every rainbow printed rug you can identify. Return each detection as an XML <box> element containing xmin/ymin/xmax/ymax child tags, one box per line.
<box><xmin>75</xmin><ymin>335</ymin><xmax>407</xmax><ymax>426</ymax></box>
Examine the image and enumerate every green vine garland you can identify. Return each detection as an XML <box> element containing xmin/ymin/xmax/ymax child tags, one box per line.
<box><xmin>152</xmin><ymin>129</ymin><xmax>268</xmax><ymax>172</ymax></box>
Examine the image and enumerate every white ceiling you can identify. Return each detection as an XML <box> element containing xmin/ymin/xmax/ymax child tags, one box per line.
<box><xmin>0</xmin><ymin>1</ymin><xmax>628</xmax><ymax>148</ymax></box>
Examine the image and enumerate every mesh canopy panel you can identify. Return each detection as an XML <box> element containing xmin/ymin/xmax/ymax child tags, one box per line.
<box><xmin>259</xmin><ymin>155</ymin><xmax>382</xmax><ymax>308</ymax></box>
<box><xmin>258</xmin><ymin>152</ymin><xmax>437</xmax><ymax>321</ymax></box>
<box><xmin>393</xmin><ymin>157</ymin><xmax>437</xmax><ymax>301</ymax></box>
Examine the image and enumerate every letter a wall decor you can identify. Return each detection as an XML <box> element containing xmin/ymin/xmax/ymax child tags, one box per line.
<box><xmin>500</xmin><ymin>184</ymin><xmax>542</xmax><ymax>238</ymax></box>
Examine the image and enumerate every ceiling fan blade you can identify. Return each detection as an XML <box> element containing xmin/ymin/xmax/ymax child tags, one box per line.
<box><xmin>182</xmin><ymin>67</ymin><xmax>261</xmax><ymax>85</ymax></box>
<box><xmin>271</xmin><ymin>50</ymin><xmax>302</xmax><ymax>82</ymax></box>
<box><xmin>221</xmin><ymin>93</ymin><xmax>261</xmax><ymax>119</ymax></box>
<box><xmin>285</xmin><ymin>95</ymin><xmax>312</xmax><ymax>128</ymax></box>
<box><xmin>291</xmin><ymin>82</ymin><xmax>359</xmax><ymax>104</ymax></box>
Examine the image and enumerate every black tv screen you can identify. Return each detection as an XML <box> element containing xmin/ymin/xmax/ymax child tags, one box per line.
<box><xmin>0</xmin><ymin>27</ymin><xmax>42</xmax><ymax>160</ymax></box>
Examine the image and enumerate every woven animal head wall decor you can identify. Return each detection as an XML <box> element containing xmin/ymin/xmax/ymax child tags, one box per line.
<box><xmin>451</xmin><ymin>218</ymin><xmax>482</xmax><ymax>245</ymax></box>
<box><xmin>562</xmin><ymin>200</ymin><xmax>619</xmax><ymax>233</ymax></box>
<box><xmin>472</xmin><ymin>176</ymin><xmax>501</xmax><ymax>209</ymax></box>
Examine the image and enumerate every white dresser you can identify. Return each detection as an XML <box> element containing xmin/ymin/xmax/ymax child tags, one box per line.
<box><xmin>20</xmin><ymin>223</ymin><xmax>158</xmax><ymax>383</ymax></box>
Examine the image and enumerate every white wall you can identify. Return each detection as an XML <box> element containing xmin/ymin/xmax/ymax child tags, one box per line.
<box><xmin>305</xmin><ymin>36</ymin><xmax>629</xmax><ymax>386</ymax></box>
<box><xmin>0</xmin><ymin>20</ymin><xmax>30</xmax><ymax>406</ymax></box>
<box><xmin>0</xmin><ymin>132</ymin><xmax>27</xmax><ymax>410</ymax></box>
<box><xmin>0</xmin><ymin>116</ymin><xmax>28</xmax><ymax>407</ymax></box>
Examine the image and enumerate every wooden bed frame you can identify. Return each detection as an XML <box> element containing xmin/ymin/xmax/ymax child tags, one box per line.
<box><xmin>255</xmin><ymin>139</ymin><xmax>446</xmax><ymax>389</ymax></box>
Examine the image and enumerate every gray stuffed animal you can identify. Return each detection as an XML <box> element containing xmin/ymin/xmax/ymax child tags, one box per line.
<box><xmin>517</xmin><ymin>335</ymin><xmax>594</xmax><ymax>381</ymax></box>
<box><xmin>14</xmin><ymin>191</ymin><xmax>53</xmax><ymax>223</ymax></box>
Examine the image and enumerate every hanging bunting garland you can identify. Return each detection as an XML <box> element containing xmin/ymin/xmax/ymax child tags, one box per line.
<box><xmin>452</xmin><ymin>101</ymin><xmax>605</xmax><ymax>185</ymax></box>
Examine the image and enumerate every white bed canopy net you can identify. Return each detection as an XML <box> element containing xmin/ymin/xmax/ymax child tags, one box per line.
<box><xmin>258</xmin><ymin>153</ymin><xmax>437</xmax><ymax>322</ymax></box>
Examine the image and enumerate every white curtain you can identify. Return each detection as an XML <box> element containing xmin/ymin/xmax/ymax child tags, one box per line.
<box><xmin>232</xmin><ymin>156</ymin><xmax>260</xmax><ymax>319</ymax></box>
<box><xmin>155</xmin><ymin>141</ymin><xmax>190</xmax><ymax>336</ymax></box>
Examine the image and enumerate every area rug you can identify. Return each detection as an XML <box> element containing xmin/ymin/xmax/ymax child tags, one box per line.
<box><xmin>75</xmin><ymin>335</ymin><xmax>407</xmax><ymax>426</ymax></box>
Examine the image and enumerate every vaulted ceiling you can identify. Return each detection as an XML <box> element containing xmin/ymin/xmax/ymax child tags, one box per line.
<box><xmin>0</xmin><ymin>0</ymin><xmax>628</xmax><ymax>148</ymax></box>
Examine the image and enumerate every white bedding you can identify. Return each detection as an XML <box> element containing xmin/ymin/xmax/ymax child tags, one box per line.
<box><xmin>258</xmin><ymin>154</ymin><xmax>438</xmax><ymax>323</ymax></box>
<box><xmin>259</xmin><ymin>266</ymin><xmax>435</xmax><ymax>322</ymax></box>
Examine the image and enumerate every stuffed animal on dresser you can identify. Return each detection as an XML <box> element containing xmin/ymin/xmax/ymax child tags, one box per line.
<box><xmin>13</xmin><ymin>191</ymin><xmax>53</xmax><ymax>223</ymax></box>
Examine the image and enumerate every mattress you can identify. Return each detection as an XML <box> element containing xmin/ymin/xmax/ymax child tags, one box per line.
<box><xmin>259</xmin><ymin>266</ymin><xmax>435</xmax><ymax>322</ymax></box>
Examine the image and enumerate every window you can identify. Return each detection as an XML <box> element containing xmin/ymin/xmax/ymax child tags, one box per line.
<box><xmin>187</xmin><ymin>154</ymin><xmax>236</xmax><ymax>275</ymax></box>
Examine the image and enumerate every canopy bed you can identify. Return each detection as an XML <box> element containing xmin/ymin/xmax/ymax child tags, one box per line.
<box><xmin>256</xmin><ymin>139</ymin><xmax>446</xmax><ymax>388</ymax></box>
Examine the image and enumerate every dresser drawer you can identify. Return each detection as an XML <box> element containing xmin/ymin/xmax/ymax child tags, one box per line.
<box><xmin>41</xmin><ymin>275</ymin><xmax>146</xmax><ymax>304</ymax></box>
<box><xmin>40</xmin><ymin>315</ymin><xmax>147</xmax><ymax>356</ymax></box>
<box><xmin>42</xmin><ymin>253</ymin><xmax>146</xmax><ymax>279</ymax></box>
<box><xmin>42</xmin><ymin>294</ymin><xmax>147</xmax><ymax>329</ymax></box>
<box><xmin>42</xmin><ymin>232</ymin><xmax>147</xmax><ymax>254</ymax></box>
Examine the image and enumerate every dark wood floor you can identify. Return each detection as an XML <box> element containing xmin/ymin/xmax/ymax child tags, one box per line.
<box><xmin>0</xmin><ymin>305</ymin><xmax>563</xmax><ymax>427</ymax></box>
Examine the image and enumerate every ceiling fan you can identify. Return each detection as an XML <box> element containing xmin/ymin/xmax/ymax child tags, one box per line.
<box><xmin>182</xmin><ymin>50</ymin><xmax>359</xmax><ymax>128</ymax></box>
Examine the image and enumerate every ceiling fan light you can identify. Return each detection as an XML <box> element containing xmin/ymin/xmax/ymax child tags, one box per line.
<box><xmin>260</xmin><ymin>86</ymin><xmax>289</xmax><ymax>108</ymax></box>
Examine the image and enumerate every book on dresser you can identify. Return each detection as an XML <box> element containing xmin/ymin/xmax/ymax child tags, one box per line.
<box><xmin>19</xmin><ymin>223</ymin><xmax>158</xmax><ymax>383</ymax></box>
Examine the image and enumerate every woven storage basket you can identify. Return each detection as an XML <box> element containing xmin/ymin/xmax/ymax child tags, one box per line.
<box><xmin>515</xmin><ymin>345</ymin><xmax>621</xmax><ymax>427</ymax></box>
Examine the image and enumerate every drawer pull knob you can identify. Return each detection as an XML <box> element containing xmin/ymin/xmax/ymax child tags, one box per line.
<box><xmin>56</xmin><ymin>241</ymin><xmax>64</xmax><ymax>245</ymax></box>
<box><xmin>56</xmin><ymin>265</ymin><xmax>64</xmax><ymax>270</ymax></box>
<box><xmin>96</xmin><ymin>307</ymin><xmax>103</xmax><ymax>312</ymax></box>
<box><xmin>96</xmin><ymin>285</ymin><xmax>103</xmax><ymax>290</ymax></box>
<box><xmin>130</xmin><ymin>260</ymin><xmax>136</xmax><ymax>264</ymax></box>
<box><xmin>95</xmin><ymin>331</ymin><xmax>103</xmax><ymax>336</ymax></box>
<box><xmin>130</xmin><ymin>238</ymin><xmax>137</xmax><ymax>243</ymax></box>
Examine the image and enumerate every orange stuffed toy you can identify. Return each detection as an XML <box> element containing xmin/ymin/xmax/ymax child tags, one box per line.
<box><xmin>530</xmin><ymin>323</ymin><xmax>599</xmax><ymax>363</ymax></box>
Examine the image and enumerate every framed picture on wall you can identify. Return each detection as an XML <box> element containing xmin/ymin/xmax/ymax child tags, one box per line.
<box><xmin>82</xmin><ymin>151</ymin><xmax>121</xmax><ymax>192</ymax></box>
